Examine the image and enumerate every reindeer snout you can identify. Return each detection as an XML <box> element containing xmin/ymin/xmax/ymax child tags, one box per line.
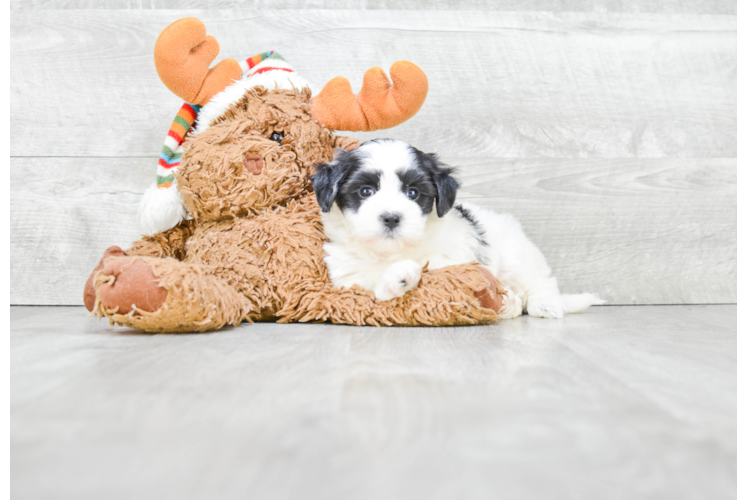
<box><xmin>244</xmin><ymin>154</ymin><xmax>264</xmax><ymax>175</ymax></box>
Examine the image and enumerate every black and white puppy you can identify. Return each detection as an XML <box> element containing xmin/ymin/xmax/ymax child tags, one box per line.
<box><xmin>312</xmin><ymin>139</ymin><xmax>603</xmax><ymax>318</ymax></box>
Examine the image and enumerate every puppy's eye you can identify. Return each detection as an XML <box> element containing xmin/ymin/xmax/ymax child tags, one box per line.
<box><xmin>360</xmin><ymin>187</ymin><xmax>375</xmax><ymax>198</ymax></box>
<box><xmin>406</xmin><ymin>188</ymin><xmax>419</xmax><ymax>200</ymax></box>
<box><xmin>269</xmin><ymin>131</ymin><xmax>284</xmax><ymax>144</ymax></box>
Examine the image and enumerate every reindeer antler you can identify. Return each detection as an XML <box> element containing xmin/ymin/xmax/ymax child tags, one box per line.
<box><xmin>154</xmin><ymin>18</ymin><xmax>242</xmax><ymax>106</ymax></box>
<box><xmin>310</xmin><ymin>61</ymin><xmax>429</xmax><ymax>132</ymax></box>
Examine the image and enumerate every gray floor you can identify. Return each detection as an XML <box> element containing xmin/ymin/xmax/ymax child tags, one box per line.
<box><xmin>11</xmin><ymin>305</ymin><xmax>736</xmax><ymax>500</ymax></box>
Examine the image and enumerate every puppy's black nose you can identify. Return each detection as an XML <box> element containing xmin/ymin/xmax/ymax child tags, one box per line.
<box><xmin>381</xmin><ymin>213</ymin><xmax>401</xmax><ymax>230</ymax></box>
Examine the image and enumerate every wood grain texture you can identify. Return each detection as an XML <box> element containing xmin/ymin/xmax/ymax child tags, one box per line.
<box><xmin>735</xmin><ymin>158</ymin><xmax>748</xmax><ymax>304</ymax></box>
<box><xmin>9</xmin><ymin>0</ymin><xmax>738</xmax><ymax>13</ymax></box>
<box><xmin>454</xmin><ymin>157</ymin><xmax>737</xmax><ymax>305</ymax></box>
<box><xmin>10</xmin><ymin>10</ymin><xmax>736</xmax><ymax>158</ymax></box>
<box><xmin>10</xmin><ymin>156</ymin><xmax>735</xmax><ymax>305</ymax></box>
<box><xmin>10</xmin><ymin>305</ymin><xmax>737</xmax><ymax>500</ymax></box>
<box><xmin>11</xmin><ymin>158</ymin><xmax>147</xmax><ymax>305</ymax></box>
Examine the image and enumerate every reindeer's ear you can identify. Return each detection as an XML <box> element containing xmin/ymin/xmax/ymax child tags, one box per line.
<box><xmin>420</xmin><ymin>152</ymin><xmax>459</xmax><ymax>217</ymax></box>
<box><xmin>154</xmin><ymin>17</ymin><xmax>241</xmax><ymax>105</ymax></box>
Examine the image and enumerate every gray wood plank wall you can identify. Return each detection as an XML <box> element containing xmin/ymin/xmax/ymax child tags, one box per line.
<box><xmin>9</xmin><ymin>1</ymin><xmax>738</xmax><ymax>14</ymax></box>
<box><xmin>10</xmin><ymin>5</ymin><xmax>736</xmax><ymax>305</ymax></box>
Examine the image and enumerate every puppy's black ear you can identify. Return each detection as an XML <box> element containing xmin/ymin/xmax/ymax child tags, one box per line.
<box><xmin>421</xmin><ymin>152</ymin><xmax>459</xmax><ymax>217</ymax></box>
<box><xmin>311</xmin><ymin>162</ymin><xmax>340</xmax><ymax>212</ymax></box>
<box><xmin>312</xmin><ymin>151</ymin><xmax>358</xmax><ymax>212</ymax></box>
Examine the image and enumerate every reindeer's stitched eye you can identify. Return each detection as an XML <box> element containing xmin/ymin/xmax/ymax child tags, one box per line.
<box><xmin>406</xmin><ymin>188</ymin><xmax>419</xmax><ymax>200</ymax></box>
<box><xmin>360</xmin><ymin>187</ymin><xmax>375</xmax><ymax>198</ymax></box>
<box><xmin>270</xmin><ymin>131</ymin><xmax>284</xmax><ymax>144</ymax></box>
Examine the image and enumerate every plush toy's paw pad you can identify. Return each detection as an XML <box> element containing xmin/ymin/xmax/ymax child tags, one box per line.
<box><xmin>498</xmin><ymin>288</ymin><xmax>524</xmax><ymax>320</ymax></box>
<box><xmin>375</xmin><ymin>259</ymin><xmax>422</xmax><ymax>301</ymax></box>
<box><xmin>84</xmin><ymin>246</ymin><xmax>126</xmax><ymax>312</ymax></box>
<box><xmin>526</xmin><ymin>294</ymin><xmax>564</xmax><ymax>319</ymax></box>
<box><xmin>96</xmin><ymin>257</ymin><xmax>168</xmax><ymax>315</ymax></box>
<box><xmin>472</xmin><ymin>266</ymin><xmax>503</xmax><ymax>312</ymax></box>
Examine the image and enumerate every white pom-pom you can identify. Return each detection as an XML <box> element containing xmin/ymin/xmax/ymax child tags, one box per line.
<box><xmin>138</xmin><ymin>183</ymin><xmax>187</xmax><ymax>236</ymax></box>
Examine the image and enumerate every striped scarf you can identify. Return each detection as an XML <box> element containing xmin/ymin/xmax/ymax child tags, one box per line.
<box><xmin>157</xmin><ymin>103</ymin><xmax>200</xmax><ymax>188</ymax></box>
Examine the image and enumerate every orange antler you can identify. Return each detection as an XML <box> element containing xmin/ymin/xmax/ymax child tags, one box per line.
<box><xmin>154</xmin><ymin>17</ymin><xmax>242</xmax><ymax>106</ymax></box>
<box><xmin>310</xmin><ymin>61</ymin><xmax>429</xmax><ymax>132</ymax></box>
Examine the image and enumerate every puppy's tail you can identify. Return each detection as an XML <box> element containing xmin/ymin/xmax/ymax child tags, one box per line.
<box><xmin>562</xmin><ymin>293</ymin><xmax>606</xmax><ymax>314</ymax></box>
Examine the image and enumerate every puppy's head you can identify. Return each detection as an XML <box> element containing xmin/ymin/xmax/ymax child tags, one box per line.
<box><xmin>312</xmin><ymin>139</ymin><xmax>459</xmax><ymax>253</ymax></box>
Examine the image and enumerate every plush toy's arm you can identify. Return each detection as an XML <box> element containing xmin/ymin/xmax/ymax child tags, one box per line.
<box><xmin>277</xmin><ymin>263</ymin><xmax>504</xmax><ymax>326</ymax></box>
<box><xmin>125</xmin><ymin>219</ymin><xmax>196</xmax><ymax>260</ymax></box>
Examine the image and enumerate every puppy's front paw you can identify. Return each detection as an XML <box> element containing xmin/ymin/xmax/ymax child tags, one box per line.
<box><xmin>375</xmin><ymin>260</ymin><xmax>423</xmax><ymax>301</ymax></box>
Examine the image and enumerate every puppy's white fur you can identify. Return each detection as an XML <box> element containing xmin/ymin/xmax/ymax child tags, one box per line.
<box><xmin>316</xmin><ymin>140</ymin><xmax>604</xmax><ymax>318</ymax></box>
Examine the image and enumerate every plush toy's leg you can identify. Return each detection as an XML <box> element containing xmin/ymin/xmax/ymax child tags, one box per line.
<box><xmin>83</xmin><ymin>223</ymin><xmax>194</xmax><ymax>312</ymax></box>
<box><xmin>91</xmin><ymin>256</ymin><xmax>255</xmax><ymax>333</ymax></box>
<box><xmin>84</xmin><ymin>246</ymin><xmax>126</xmax><ymax>312</ymax></box>
<box><xmin>278</xmin><ymin>263</ymin><xmax>506</xmax><ymax>326</ymax></box>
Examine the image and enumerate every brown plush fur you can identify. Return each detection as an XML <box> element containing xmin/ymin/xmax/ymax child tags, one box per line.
<box><xmin>87</xmin><ymin>88</ymin><xmax>504</xmax><ymax>332</ymax></box>
<box><xmin>178</xmin><ymin>88</ymin><xmax>329</xmax><ymax>221</ymax></box>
